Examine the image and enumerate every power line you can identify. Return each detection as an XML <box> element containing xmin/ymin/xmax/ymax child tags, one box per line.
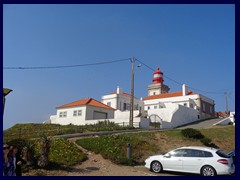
<box><xmin>3</xmin><ymin>58</ymin><xmax>131</xmax><ymax>70</ymax></box>
<box><xmin>136</xmin><ymin>58</ymin><xmax>225</xmax><ymax>95</ymax></box>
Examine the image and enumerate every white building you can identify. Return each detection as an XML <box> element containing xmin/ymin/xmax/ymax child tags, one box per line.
<box><xmin>101</xmin><ymin>86</ymin><xmax>144</xmax><ymax>113</ymax></box>
<box><xmin>47</xmin><ymin>67</ymin><xmax>216</xmax><ymax>129</ymax></box>
<box><xmin>142</xmin><ymin>67</ymin><xmax>215</xmax><ymax>128</ymax></box>
<box><xmin>144</xmin><ymin>84</ymin><xmax>215</xmax><ymax>120</ymax></box>
<box><xmin>50</xmin><ymin>98</ymin><xmax>115</xmax><ymax>126</ymax></box>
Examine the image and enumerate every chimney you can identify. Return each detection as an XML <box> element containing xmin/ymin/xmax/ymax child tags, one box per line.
<box><xmin>117</xmin><ymin>86</ymin><xmax>123</xmax><ymax>94</ymax></box>
<box><xmin>182</xmin><ymin>84</ymin><xmax>188</xmax><ymax>96</ymax></box>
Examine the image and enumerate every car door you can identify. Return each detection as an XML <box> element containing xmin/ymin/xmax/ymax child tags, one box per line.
<box><xmin>162</xmin><ymin>149</ymin><xmax>185</xmax><ymax>172</ymax></box>
<box><xmin>182</xmin><ymin>149</ymin><xmax>205</xmax><ymax>173</ymax></box>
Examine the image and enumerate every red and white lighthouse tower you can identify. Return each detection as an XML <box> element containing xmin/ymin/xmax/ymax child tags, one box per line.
<box><xmin>153</xmin><ymin>67</ymin><xmax>163</xmax><ymax>84</ymax></box>
<box><xmin>147</xmin><ymin>67</ymin><xmax>170</xmax><ymax>96</ymax></box>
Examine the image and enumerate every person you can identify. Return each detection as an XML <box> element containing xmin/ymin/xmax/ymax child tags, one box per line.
<box><xmin>3</xmin><ymin>143</ymin><xmax>10</xmax><ymax>176</ymax></box>
<box><xmin>4</xmin><ymin>145</ymin><xmax>25</xmax><ymax>176</ymax></box>
<box><xmin>15</xmin><ymin>147</ymin><xmax>25</xmax><ymax>176</ymax></box>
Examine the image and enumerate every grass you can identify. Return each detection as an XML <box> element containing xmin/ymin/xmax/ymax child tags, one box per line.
<box><xmin>76</xmin><ymin>125</ymin><xmax>235</xmax><ymax>166</ymax></box>
<box><xmin>3</xmin><ymin>121</ymin><xmax>135</xmax><ymax>142</ymax></box>
<box><xmin>4</xmin><ymin>123</ymin><xmax>235</xmax><ymax>170</ymax></box>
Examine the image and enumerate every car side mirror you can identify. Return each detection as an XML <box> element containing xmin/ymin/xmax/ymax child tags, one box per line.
<box><xmin>164</xmin><ymin>153</ymin><xmax>171</xmax><ymax>158</ymax></box>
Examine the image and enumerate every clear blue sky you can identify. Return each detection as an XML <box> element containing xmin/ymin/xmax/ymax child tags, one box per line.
<box><xmin>3</xmin><ymin>4</ymin><xmax>235</xmax><ymax>130</ymax></box>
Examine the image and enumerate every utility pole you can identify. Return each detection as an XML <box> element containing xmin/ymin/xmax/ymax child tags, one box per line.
<box><xmin>129</xmin><ymin>56</ymin><xmax>135</xmax><ymax>127</ymax></box>
<box><xmin>224</xmin><ymin>92</ymin><xmax>229</xmax><ymax>114</ymax></box>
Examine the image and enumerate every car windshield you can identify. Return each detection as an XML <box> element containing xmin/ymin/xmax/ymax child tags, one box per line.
<box><xmin>216</xmin><ymin>150</ymin><xmax>230</xmax><ymax>158</ymax></box>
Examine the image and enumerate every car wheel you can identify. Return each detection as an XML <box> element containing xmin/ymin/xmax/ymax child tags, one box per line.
<box><xmin>201</xmin><ymin>165</ymin><xmax>216</xmax><ymax>176</ymax></box>
<box><xmin>150</xmin><ymin>161</ymin><xmax>163</xmax><ymax>173</ymax></box>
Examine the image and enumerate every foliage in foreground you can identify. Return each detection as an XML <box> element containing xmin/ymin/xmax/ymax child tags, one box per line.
<box><xmin>6</xmin><ymin>137</ymin><xmax>86</xmax><ymax>172</ymax></box>
<box><xmin>3</xmin><ymin>120</ymin><xmax>135</xmax><ymax>142</ymax></box>
<box><xmin>76</xmin><ymin>134</ymin><xmax>157</xmax><ymax>166</ymax></box>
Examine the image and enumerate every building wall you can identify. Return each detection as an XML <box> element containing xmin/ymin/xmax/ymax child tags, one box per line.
<box><xmin>144</xmin><ymin>94</ymin><xmax>215</xmax><ymax>120</ymax></box>
<box><xmin>102</xmin><ymin>94</ymin><xmax>144</xmax><ymax>112</ymax></box>
<box><xmin>85</xmin><ymin>106</ymin><xmax>115</xmax><ymax>120</ymax></box>
<box><xmin>114</xmin><ymin>110</ymin><xmax>142</xmax><ymax>119</ymax></box>
<box><xmin>53</xmin><ymin>106</ymin><xmax>87</xmax><ymax>125</ymax></box>
<box><xmin>147</xmin><ymin>104</ymin><xmax>198</xmax><ymax>129</ymax></box>
<box><xmin>51</xmin><ymin>106</ymin><xmax>114</xmax><ymax>125</ymax></box>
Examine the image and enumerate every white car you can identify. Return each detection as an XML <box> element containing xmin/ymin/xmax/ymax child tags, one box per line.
<box><xmin>145</xmin><ymin>146</ymin><xmax>235</xmax><ymax>176</ymax></box>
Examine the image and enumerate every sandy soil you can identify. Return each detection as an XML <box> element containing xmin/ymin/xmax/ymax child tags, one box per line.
<box><xmin>23</xmin><ymin>138</ymin><xmax>157</xmax><ymax>176</ymax></box>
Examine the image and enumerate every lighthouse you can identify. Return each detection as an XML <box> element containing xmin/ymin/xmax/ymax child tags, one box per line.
<box><xmin>147</xmin><ymin>67</ymin><xmax>170</xmax><ymax>96</ymax></box>
<box><xmin>153</xmin><ymin>67</ymin><xmax>163</xmax><ymax>84</ymax></box>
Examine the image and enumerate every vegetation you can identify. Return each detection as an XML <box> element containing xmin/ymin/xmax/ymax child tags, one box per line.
<box><xmin>181</xmin><ymin>128</ymin><xmax>204</xmax><ymax>139</ymax></box>
<box><xmin>76</xmin><ymin>133</ymin><xmax>157</xmax><ymax>165</ymax></box>
<box><xmin>3</xmin><ymin>120</ymin><xmax>135</xmax><ymax>142</ymax></box>
<box><xmin>5</xmin><ymin>137</ymin><xmax>86</xmax><ymax>172</ymax></box>
<box><xmin>4</xmin><ymin>123</ymin><xmax>235</xmax><ymax>172</ymax></box>
<box><xmin>37</xmin><ymin>135</ymin><xmax>51</xmax><ymax>168</ymax></box>
<box><xmin>76</xmin><ymin>126</ymin><xmax>235</xmax><ymax>166</ymax></box>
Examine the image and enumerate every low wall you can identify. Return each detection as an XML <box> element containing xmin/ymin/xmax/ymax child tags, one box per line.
<box><xmin>147</xmin><ymin>104</ymin><xmax>199</xmax><ymax>129</ymax></box>
<box><xmin>85</xmin><ymin>117</ymin><xmax>149</xmax><ymax>129</ymax></box>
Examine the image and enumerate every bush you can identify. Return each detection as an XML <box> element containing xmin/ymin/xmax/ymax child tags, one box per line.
<box><xmin>200</xmin><ymin>137</ymin><xmax>212</xmax><ymax>146</ymax></box>
<box><xmin>181</xmin><ymin>128</ymin><xmax>204</xmax><ymax>139</ymax></box>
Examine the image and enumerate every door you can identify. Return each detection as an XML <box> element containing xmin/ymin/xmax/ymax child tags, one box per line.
<box><xmin>163</xmin><ymin>149</ymin><xmax>185</xmax><ymax>172</ymax></box>
<box><xmin>93</xmin><ymin>111</ymin><xmax>107</xmax><ymax>119</ymax></box>
<box><xmin>182</xmin><ymin>149</ymin><xmax>205</xmax><ymax>173</ymax></box>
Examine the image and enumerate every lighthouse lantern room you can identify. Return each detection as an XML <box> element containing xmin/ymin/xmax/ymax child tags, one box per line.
<box><xmin>147</xmin><ymin>67</ymin><xmax>170</xmax><ymax>96</ymax></box>
<box><xmin>153</xmin><ymin>67</ymin><xmax>163</xmax><ymax>84</ymax></box>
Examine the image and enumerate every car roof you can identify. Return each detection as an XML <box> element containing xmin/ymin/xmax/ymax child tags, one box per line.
<box><xmin>177</xmin><ymin>146</ymin><xmax>218</xmax><ymax>152</ymax></box>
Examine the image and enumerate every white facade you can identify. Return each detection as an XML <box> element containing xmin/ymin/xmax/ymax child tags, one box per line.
<box><xmin>102</xmin><ymin>86</ymin><xmax>144</xmax><ymax>112</ymax></box>
<box><xmin>47</xmin><ymin>82</ymin><xmax>215</xmax><ymax>130</ymax></box>
<box><xmin>144</xmin><ymin>84</ymin><xmax>215</xmax><ymax>121</ymax></box>
<box><xmin>147</xmin><ymin>103</ymin><xmax>199</xmax><ymax>129</ymax></box>
<box><xmin>50</xmin><ymin>98</ymin><xmax>115</xmax><ymax>126</ymax></box>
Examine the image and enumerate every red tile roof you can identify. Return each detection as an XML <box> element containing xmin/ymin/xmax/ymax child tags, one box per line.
<box><xmin>56</xmin><ymin>98</ymin><xmax>115</xmax><ymax>110</ymax></box>
<box><xmin>143</xmin><ymin>91</ymin><xmax>195</xmax><ymax>100</ymax></box>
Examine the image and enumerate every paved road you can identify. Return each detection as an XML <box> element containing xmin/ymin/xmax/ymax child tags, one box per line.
<box><xmin>52</xmin><ymin>118</ymin><xmax>225</xmax><ymax>140</ymax></box>
<box><xmin>176</xmin><ymin>118</ymin><xmax>224</xmax><ymax>129</ymax></box>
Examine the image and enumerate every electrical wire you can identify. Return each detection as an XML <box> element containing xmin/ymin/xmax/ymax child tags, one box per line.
<box><xmin>3</xmin><ymin>58</ymin><xmax>131</xmax><ymax>70</ymax></box>
<box><xmin>136</xmin><ymin>58</ymin><xmax>226</xmax><ymax>95</ymax></box>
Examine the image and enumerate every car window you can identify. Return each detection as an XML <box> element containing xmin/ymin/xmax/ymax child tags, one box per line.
<box><xmin>171</xmin><ymin>149</ymin><xmax>187</xmax><ymax>157</ymax></box>
<box><xmin>186</xmin><ymin>149</ymin><xmax>205</xmax><ymax>157</ymax></box>
<box><xmin>203</xmin><ymin>151</ymin><xmax>213</xmax><ymax>157</ymax></box>
<box><xmin>216</xmin><ymin>150</ymin><xmax>230</xmax><ymax>158</ymax></box>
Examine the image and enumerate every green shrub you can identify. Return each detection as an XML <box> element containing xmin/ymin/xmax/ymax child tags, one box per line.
<box><xmin>181</xmin><ymin>128</ymin><xmax>204</xmax><ymax>139</ymax></box>
<box><xmin>76</xmin><ymin>134</ymin><xmax>157</xmax><ymax>166</ymax></box>
<box><xmin>200</xmin><ymin>137</ymin><xmax>212</xmax><ymax>146</ymax></box>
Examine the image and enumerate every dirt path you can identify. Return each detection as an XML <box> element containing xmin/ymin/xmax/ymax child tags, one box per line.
<box><xmin>23</xmin><ymin>137</ymin><xmax>156</xmax><ymax>176</ymax></box>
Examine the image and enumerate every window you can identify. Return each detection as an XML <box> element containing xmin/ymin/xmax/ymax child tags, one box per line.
<box><xmin>134</xmin><ymin>104</ymin><xmax>138</xmax><ymax>110</ymax></box>
<box><xmin>73</xmin><ymin>110</ymin><xmax>82</xmax><ymax>117</ymax></box>
<box><xmin>171</xmin><ymin>149</ymin><xmax>187</xmax><ymax>157</ymax></box>
<box><xmin>123</xmin><ymin>103</ymin><xmax>127</xmax><ymax>111</ymax></box>
<box><xmin>189</xmin><ymin>149</ymin><xmax>205</xmax><ymax>157</ymax></box>
<box><xmin>148</xmin><ymin>106</ymin><xmax>150</xmax><ymax>110</ymax></box>
<box><xmin>153</xmin><ymin>92</ymin><xmax>156</xmax><ymax>95</ymax></box>
<box><xmin>216</xmin><ymin>150</ymin><xmax>229</xmax><ymax>158</ymax></box>
<box><xmin>210</xmin><ymin>106</ymin><xmax>213</xmax><ymax>114</ymax></box>
<box><xmin>203</xmin><ymin>151</ymin><xmax>213</xmax><ymax>157</ymax></box>
<box><xmin>190</xmin><ymin>104</ymin><xmax>194</xmax><ymax>108</ymax></box>
<box><xmin>184</xmin><ymin>103</ymin><xmax>187</xmax><ymax>107</ymax></box>
<box><xmin>202</xmin><ymin>103</ymin><xmax>206</xmax><ymax>112</ymax></box>
<box><xmin>154</xmin><ymin>106</ymin><xmax>157</xmax><ymax>109</ymax></box>
<box><xmin>78</xmin><ymin>110</ymin><xmax>82</xmax><ymax>116</ymax></box>
<box><xmin>59</xmin><ymin>111</ymin><xmax>67</xmax><ymax>118</ymax></box>
<box><xmin>107</xmin><ymin>102</ymin><xmax>111</xmax><ymax>107</ymax></box>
